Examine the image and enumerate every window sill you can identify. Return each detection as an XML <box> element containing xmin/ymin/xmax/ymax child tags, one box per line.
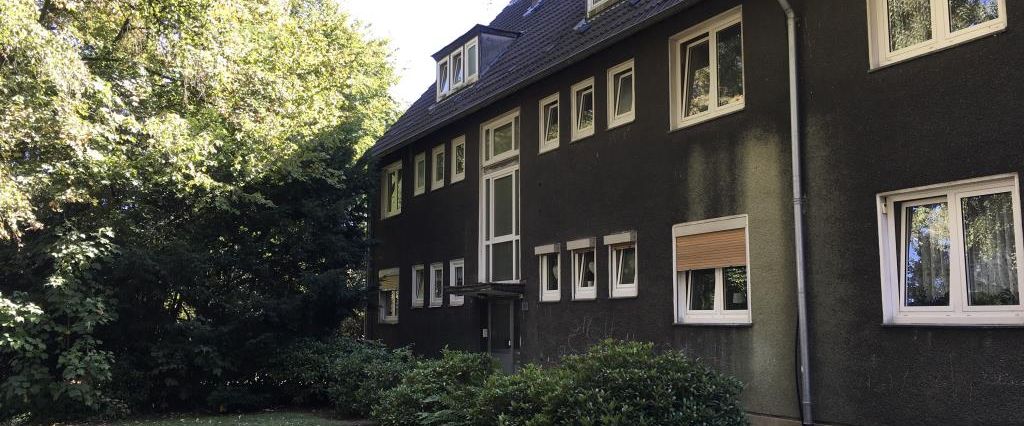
<box><xmin>431</xmin><ymin>183</ymin><xmax>444</xmax><ymax>191</ymax></box>
<box><xmin>607</xmin><ymin>115</ymin><xmax>634</xmax><ymax>130</ymax></box>
<box><xmin>570</xmin><ymin>130</ymin><xmax>595</xmax><ymax>143</ymax></box>
<box><xmin>379</xmin><ymin>318</ymin><xmax>399</xmax><ymax>325</ymax></box>
<box><xmin>674</xmin><ymin>321</ymin><xmax>752</xmax><ymax>327</ymax></box>
<box><xmin>411</xmin><ymin>304</ymin><xmax>425</xmax><ymax>309</ymax></box>
<box><xmin>538</xmin><ymin>298</ymin><xmax>562</xmax><ymax>303</ymax></box>
<box><xmin>381</xmin><ymin>212</ymin><xmax>401</xmax><ymax>220</ymax></box>
<box><xmin>670</xmin><ymin>105</ymin><xmax>744</xmax><ymax>133</ymax></box>
<box><xmin>609</xmin><ymin>293</ymin><xmax>638</xmax><ymax>300</ymax></box>
<box><xmin>538</xmin><ymin>143</ymin><xmax>559</xmax><ymax>155</ymax></box>
<box><xmin>571</xmin><ymin>296</ymin><xmax>598</xmax><ymax>302</ymax></box>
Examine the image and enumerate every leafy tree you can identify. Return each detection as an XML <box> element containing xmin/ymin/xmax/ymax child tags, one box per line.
<box><xmin>1</xmin><ymin>0</ymin><xmax>396</xmax><ymax>419</ymax></box>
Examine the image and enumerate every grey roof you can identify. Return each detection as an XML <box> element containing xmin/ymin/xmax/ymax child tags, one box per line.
<box><xmin>370</xmin><ymin>0</ymin><xmax>698</xmax><ymax>157</ymax></box>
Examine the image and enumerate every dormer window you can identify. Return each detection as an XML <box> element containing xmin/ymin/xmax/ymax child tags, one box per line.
<box><xmin>587</xmin><ymin>0</ymin><xmax>621</xmax><ymax>16</ymax></box>
<box><xmin>436</xmin><ymin>37</ymin><xmax>481</xmax><ymax>101</ymax></box>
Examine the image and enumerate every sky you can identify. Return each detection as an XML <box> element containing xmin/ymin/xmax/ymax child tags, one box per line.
<box><xmin>341</xmin><ymin>0</ymin><xmax>512</xmax><ymax>110</ymax></box>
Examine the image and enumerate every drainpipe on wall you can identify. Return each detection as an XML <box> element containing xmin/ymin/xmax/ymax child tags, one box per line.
<box><xmin>775</xmin><ymin>0</ymin><xmax>814</xmax><ymax>425</ymax></box>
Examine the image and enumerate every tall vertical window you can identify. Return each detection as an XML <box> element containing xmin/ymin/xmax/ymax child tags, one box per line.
<box><xmin>481</xmin><ymin>165</ymin><xmax>520</xmax><ymax>283</ymax></box>
<box><xmin>436</xmin><ymin>57</ymin><xmax>451</xmax><ymax>99</ymax></box>
<box><xmin>568</xmin><ymin>238</ymin><xmax>597</xmax><ymax>300</ymax></box>
<box><xmin>605</xmin><ymin>231</ymin><xmax>638</xmax><ymax>298</ymax></box>
<box><xmin>414</xmin><ymin>153</ymin><xmax>426</xmax><ymax>195</ymax></box>
<box><xmin>378</xmin><ymin>268</ymin><xmax>399</xmax><ymax>324</ymax></box>
<box><xmin>412</xmin><ymin>265</ymin><xmax>426</xmax><ymax>308</ymax></box>
<box><xmin>571</xmin><ymin>78</ymin><xmax>595</xmax><ymax>141</ymax></box>
<box><xmin>465</xmin><ymin>37</ymin><xmax>479</xmax><ymax>83</ymax></box>
<box><xmin>429</xmin><ymin>263</ymin><xmax>444</xmax><ymax>308</ymax></box>
<box><xmin>538</xmin><ymin>93</ymin><xmax>560</xmax><ymax>153</ymax></box>
<box><xmin>381</xmin><ymin>161</ymin><xmax>402</xmax><ymax>219</ymax></box>
<box><xmin>451</xmin><ymin>136</ymin><xmax>466</xmax><ymax>183</ymax></box>
<box><xmin>606</xmin><ymin>59</ymin><xmax>635</xmax><ymax>129</ymax></box>
<box><xmin>867</xmin><ymin>0</ymin><xmax>1006</xmax><ymax>67</ymax></box>
<box><xmin>877</xmin><ymin>175</ymin><xmax>1024</xmax><ymax>326</ymax></box>
<box><xmin>451</xmin><ymin>49</ymin><xmax>465</xmax><ymax>88</ymax></box>
<box><xmin>481</xmin><ymin>110</ymin><xmax>520</xmax><ymax>166</ymax></box>
<box><xmin>673</xmin><ymin>215</ymin><xmax>751</xmax><ymax>324</ymax></box>
<box><xmin>431</xmin><ymin>145</ymin><xmax>445</xmax><ymax>191</ymax></box>
<box><xmin>669</xmin><ymin>7</ymin><xmax>744</xmax><ymax>129</ymax></box>
<box><xmin>450</xmin><ymin>259</ymin><xmax>465</xmax><ymax>307</ymax></box>
<box><xmin>536</xmin><ymin>244</ymin><xmax>561</xmax><ymax>302</ymax></box>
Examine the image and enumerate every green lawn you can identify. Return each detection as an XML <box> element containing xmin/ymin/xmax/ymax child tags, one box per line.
<box><xmin>107</xmin><ymin>411</ymin><xmax>372</xmax><ymax>426</ymax></box>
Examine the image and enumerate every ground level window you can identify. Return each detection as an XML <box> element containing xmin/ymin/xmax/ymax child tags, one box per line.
<box><xmin>412</xmin><ymin>264</ymin><xmax>425</xmax><ymax>308</ymax></box>
<box><xmin>536</xmin><ymin>244</ymin><xmax>561</xmax><ymax>302</ymax></box>
<box><xmin>878</xmin><ymin>174</ymin><xmax>1024</xmax><ymax>326</ymax></box>
<box><xmin>449</xmin><ymin>259</ymin><xmax>465</xmax><ymax>307</ymax></box>
<box><xmin>378</xmin><ymin>268</ymin><xmax>399</xmax><ymax>324</ymax></box>
<box><xmin>568</xmin><ymin>238</ymin><xmax>597</xmax><ymax>300</ymax></box>
<box><xmin>605</xmin><ymin>231</ymin><xmax>638</xmax><ymax>298</ymax></box>
<box><xmin>673</xmin><ymin>215</ymin><xmax>750</xmax><ymax>324</ymax></box>
<box><xmin>429</xmin><ymin>263</ymin><xmax>444</xmax><ymax>307</ymax></box>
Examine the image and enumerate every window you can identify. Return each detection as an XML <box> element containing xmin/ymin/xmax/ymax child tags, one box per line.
<box><xmin>412</xmin><ymin>265</ymin><xmax>426</xmax><ymax>308</ymax></box>
<box><xmin>877</xmin><ymin>174</ymin><xmax>1024</xmax><ymax>326</ymax></box>
<box><xmin>669</xmin><ymin>7</ymin><xmax>744</xmax><ymax>130</ymax></box>
<box><xmin>673</xmin><ymin>215</ymin><xmax>751</xmax><ymax>324</ymax></box>
<box><xmin>450</xmin><ymin>259</ymin><xmax>465</xmax><ymax>307</ymax></box>
<box><xmin>606</xmin><ymin>59</ymin><xmax>635</xmax><ymax>129</ymax></box>
<box><xmin>867</xmin><ymin>0</ymin><xmax>1006</xmax><ymax>68</ymax></box>
<box><xmin>451</xmin><ymin>136</ymin><xmax>466</xmax><ymax>183</ymax></box>
<box><xmin>381</xmin><ymin>161</ymin><xmax>402</xmax><ymax>219</ymax></box>
<box><xmin>571</xmin><ymin>78</ymin><xmax>595</xmax><ymax>141</ymax></box>
<box><xmin>605</xmin><ymin>231</ymin><xmax>638</xmax><ymax>298</ymax></box>
<box><xmin>429</xmin><ymin>263</ymin><xmax>444</xmax><ymax>308</ymax></box>
<box><xmin>587</xmin><ymin>0</ymin><xmax>621</xmax><ymax>16</ymax></box>
<box><xmin>431</xmin><ymin>145</ymin><xmax>445</xmax><ymax>191</ymax></box>
<box><xmin>436</xmin><ymin>57</ymin><xmax>451</xmax><ymax>100</ymax></box>
<box><xmin>481</xmin><ymin>109</ymin><xmax>520</xmax><ymax>167</ymax></box>
<box><xmin>538</xmin><ymin>93</ymin><xmax>560</xmax><ymax>153</ymax></box>
<box><xmin>414</xmin><ymin>153</ymin><xmax>426</xmax><ymax>195</ymax></box>
<box><xmin>481</xmin><ymin>164</ymin><xmax>520</xmax><ymax>283</ymax></box>
<box><xmin>568</xmin><ymin>238</ymin><xmax>597</xmax><ymax>300</ymax></box>
<box><xmin>465</xmin><ymin>37</ymin><xmax>479</xmax><ymax>83</ymax></box>
<box><xmin>378</xmin><ymin>268</ymin><xmax>399</xmax><ymax>324</ymax></box>
<box><xmin>536</xmin><ymin>244</ymin><xmax>561</xmax><ymax>302</ymax></box>
<box><xmin>452</xmin><ymin>49</ymin><xmax>465</xmax><ymax>88</ymax></box>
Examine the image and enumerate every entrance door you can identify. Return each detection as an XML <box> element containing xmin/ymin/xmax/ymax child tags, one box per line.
<box><xmin>488</xmin><ymin>299</ymin><xmax>515</xmax><ymax>373</ymax></box>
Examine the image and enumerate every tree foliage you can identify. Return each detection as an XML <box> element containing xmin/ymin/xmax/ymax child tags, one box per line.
<box><xmin>1</xmin><ymin>0</ymin><xmax>396</xmax><ymax>419</ymax></box>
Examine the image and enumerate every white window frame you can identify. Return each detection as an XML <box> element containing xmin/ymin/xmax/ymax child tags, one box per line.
<box><xmin>866</xmin><ymin>0</ymin><xmax>1007</xmax><ymax>69</ymax></box>
<box><xmin>465</xmin><ymin>37</ymin><xmax>480</xmax><ymax>83</ymax></box>
<box><xmin>451</xmin><ymin>136</ymin><xmax>466</xmax><ymax>183</ymax></box>
<box><xmin>605</xmin><ymin>231</ymin><xmax>638</xmax><ymax>298</ymax></box>
<box><xmin>411</xmin><ymin>264</ymin><xmax>425</xmax><ymax>308</ymax></box>
<box><xmin>479</xmin><ymin>162</ymin><xmax>521</xmax><ymax>284</ymax></box>
<box><xmin>536</xmin><ymin>244</ymin><xmax>561</xmax><ymax>302</ymax></box>
<box><xmin>381</xmin><ymin>160</ymin><xmax>402</xmax><ymax>219</ymax></box>
<box><xmin>451</xmin><ymin>48</ymin><xmax>466</xmax><ymax>89</ymax></box>
<box><xmin>413</xmin><ymin>152</ymin><xmax>426</xmax><ymax>196</ymax></box>
<box><xmin>480</xmin><ymin>109</ymin><xmax>520</xmax><ymax>167</ymax></box>
<box><xmin>570</xmin><ymin>78</ymin><xmax>596</xmax><ymax>142</ymax></box>
<box><xmin>436</xmin><ymin>56</ymin><xmax>451</xmax><ymax>100</ymax></box>
<box><xmin>877</xmin><ymin>174</ymin><xmax>1024</xmax><ymax>326</ymax></box>
<box><xmin>429</xmin><ymin>262</ymin><xmax>444</xmax><ymax>308</ymax></box>
<box><xmin>568</xmin><ymin>238</ymin><xmax>597</xmax><ymax>300</ymax></box>
<box><xmin>606</xmin><ymin>59</ymin><xmax>636</xmax><ymax>129</ymax></box>
<box><xmin>378</xmin><ymin>268</ymin><xmax>399</xmax><ymax>324</ymax></box>
<box><xmin>672</xmin><ymin>215</ymin><xmax>752</xmax><ymax>325</ymax></box>
<box><xmin>538</xmin><ymin>93</ymin><xmax>560</xmax><ymax>154</ymax></box>
<box><xmin>587</xmin><ymin>0</ymin><xmax>620</xmax><ymax>16</ymax></box>
<box><xmin>431</xmin><ymin>145</ymin><xmax>445</xmax><ymax>191</ymax></box>
<box><xmin>449</xmin><ymin>259</ymin><xmax>466</xmax><ymax>307</ymax></box>
<box><xmin>668</xmin><ymin>7</ymin><xmax>745</xmax><ymax>130</ymax></box>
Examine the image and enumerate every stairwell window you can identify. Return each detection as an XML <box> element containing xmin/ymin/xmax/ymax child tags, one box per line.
<box><xmin>412</xmin><ymin>265</ymin><xmax>426</xmax><ymax>308</ymax></box>
<box><xmin>451</xmin><ymin>136</ymin><xmax>466</xmax><ymax>183</ymax></box>
<box><xmin>536</xmin><ymin>244</ymin><xmax>561</xmax><ymax>302</ymax></box>
<box><xmin>670</xmin><ymin>7</ymin><xmax>744</xmax><ymax>130</ymax></box>
<box><xmin>431</xmin><ymin>145</ymin><xmax>445</xmax><ymax>191</ymax></box>
<box><xmin>429</xmin><ymin>263</ymin><xmax>444</xmax><ymax>308</ymax></box>
<box><xmin>867</xmin><ymin>0</ymin><xmax>1006</xmax><ymax>68</ymax></box>
<box><xmin>378</xmin><ymin>268</ymin><xmax>399</xmax><ymax>324</ymax></box>
<box><xmin>381</xmin><ymin>161</ymin><xmax>402</xmax><ymax>219</ymax></box>
<box><xmin>481</xmin><ymin>165</ymin><xmax>521</xmax><ymax>283</ymax></box>
<box><xmin>539</xmin><ymin>93</ymin><xmax>560</xmax><ymax>153</ymax></box>
<box><xmin>414</xmin><ymin>153</ymin><xmax>426</xmax><ymax>195</ymax></box>
<box><xmin>673</xmin><ymin>215</ymin><xmax>751</xmax><ymax>325</ymax></box>
<box><xmin>605</xmin><ymin>231</ymin><xmax>638</xmax><ymax>298</ymax></box>
<box><xmin>571</xmin><ymin>78</ymin><xmax>595</xmax><ymax>141</ymax></box>
<box><xmin>482</xmin><ymin>110</ymin><xmax>520</xmax><ymax>166</ymax></box>
<box><xmin>450</xmin><ymin>259</ymin><xmax>465</xmax><ymax>307</ymax></box>
<box><xmin>568</xmin><ymin>238</ymin><xmax>597</xmax><ymax>300</ymax></box>
<box><xmin>607</xmin><ymin>59</ymin><xmax>635</xmax><ymax>129</ymax></box>
<box><xmin>877</xmin><ymin>174</ymin><xmax>1024</xmax><ymax>326</ymax></box>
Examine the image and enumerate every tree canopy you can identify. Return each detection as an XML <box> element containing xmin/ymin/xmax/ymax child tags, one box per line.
<box><xmin>0</xmin><ymin>0</ymin><xmax>396</xmax><ymax>419</ymax></box>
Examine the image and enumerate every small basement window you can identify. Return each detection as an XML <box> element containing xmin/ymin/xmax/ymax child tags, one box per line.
<box><xmin>673</xmin><ymin>215</ymin><xmax>751</xmax><ymax>325</ymax></box>
<box><xmin>669</xmin><ymin>7</ymin><xmax>744</xmax><ymax>130</ymax></box>
<box><xmin>571</xmin><ymin>78</ymin><xmax>595</xmax><ymax>142</ymax></box>
<box><xmin>607</xmin><ymin>59</ymin><xmax>635</xmax><ymax>129</ymax></box>
<box><xmin>867</xmin><ymin>0</ymin><xmax>1006</xmax><ymax>68</ymax></box>
<box><xmin>877</xmin><ymin>174</ymin><xmax>1024</xmax><ymax>326</ymax></box>
<box><xmin>538</xmin><ymin>93</ymin><xmax>560</xmax><ymax>153</ymax></box>
<box><xmin>378</xmin><ymin>268</ymin><xmax>399</xmax><ymax>324</ymax></box>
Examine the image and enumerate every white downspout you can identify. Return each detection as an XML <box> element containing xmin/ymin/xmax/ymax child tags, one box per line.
<box><xmin>775</xmin><ymin>0</ymin><xmax>813</xmax><ymax>424</ymax></box>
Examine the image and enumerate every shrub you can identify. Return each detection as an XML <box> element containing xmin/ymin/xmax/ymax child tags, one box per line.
<box><xmin>468</xmin><ymin>365</ymin><xmax>560</xmax><ymax>426</ymax></box>
<box><xmin>373</xmin><ymin>349</ymin><xmax>498</xmax><ymax>426</ymax></box>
